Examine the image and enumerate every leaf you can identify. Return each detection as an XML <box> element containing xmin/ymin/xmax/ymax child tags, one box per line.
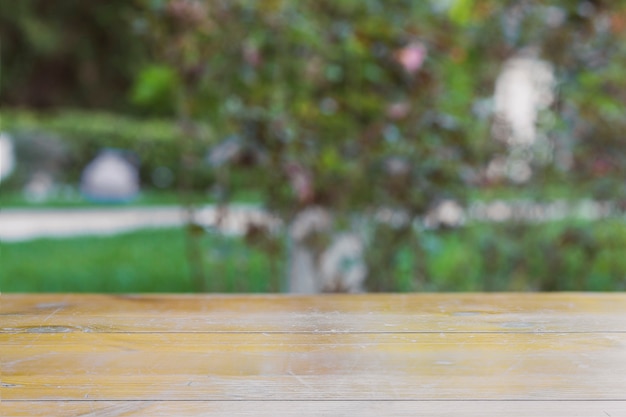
<box><xmin>321</xmin><ymin>147</ymin><xmax>342</xmax><ymax>172</ymax></box>
<box><xmin>130</xmin><ymin>65</ymin><xmax>179</xmax><ymax>114</ymax></box>
<box><xmin>448</xmin><ymin>0</ymin><xmax>474</xmax><ymax>25</ymax></box>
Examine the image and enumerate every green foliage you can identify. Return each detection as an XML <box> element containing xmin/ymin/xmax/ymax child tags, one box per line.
<box><xmin>2</xmin><ymin>221</ymin><xmax>625</xmax><ymax>293</ymax></box>
<box><xmin>4</xmin><ymin>1</ymin><xmax>626</xmax><ymax>291</ymax></box>
<box><xmin>131</xmin><ymin>65</ymin><xmax>180</xmax><ymax>115</ymax></box>
<box><xmin>448</xmin><ymin>0</ymin><xmax>475</xmax><ymax>26</ymax></box>
<box><xmin>370</xmin><ymin>220</ymin><xmax>626</xmax><ymax>292</ymax></box>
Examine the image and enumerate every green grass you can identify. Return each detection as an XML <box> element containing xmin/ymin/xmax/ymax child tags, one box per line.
<box><xmin>1</xmin><ymin>229</ymin><xmax>191</xmax><ymax>292</ymax></box>
<box><xmin>0</xmin><ymin>228</ymin><xmax>280</xmax><ymax>293</ymax></box>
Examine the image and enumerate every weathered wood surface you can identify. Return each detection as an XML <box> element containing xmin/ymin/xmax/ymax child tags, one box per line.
<box><xmin>1</xmin><ymin>293</ymin><xmax>626</xmax><ymax>416</ymax></box>
<box><xmin>4</xmin><ymin>293</ymin><xmax>626</xmax><ymax>333</ymax></box>
<box><xmin>4</xmin><ymin>401</ymin><xmax>626</xmax><ymax>417</ymax></box>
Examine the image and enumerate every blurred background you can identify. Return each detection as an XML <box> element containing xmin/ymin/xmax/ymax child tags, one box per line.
<box><xmin>1</xmin><ymin>0</ymin><xmax>626</xmax><ymax>293</ymax></box>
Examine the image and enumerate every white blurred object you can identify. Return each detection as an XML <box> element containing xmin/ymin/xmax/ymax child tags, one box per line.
<box><xmin>289</xmin><ymin>207</ymin><xmax>332</xmax><ymax>244</ymax></box>
<box><xmin>494</xmin><ymin>51</ymin><xmax>555</xmax><ymax>146</ymax></box>
<box><xmin>288</xmin><ymin>207</ymin><xmax>366</xmax><ymax>293</ymax></box>
<box><xmin>320</xmin><ymin>233</ymin><xmax>366</xmax><ymax>293</ymax></box>
<box><xmin>424</xmin><ymin>199</ymin><xmax>466</xmax><ymax>229</ymax></box>
<box><xmin>491</xmin><ymin>50</ymin><xmax>555</xmax><ymax>184</ymax></box>
<box><xmin>0</xmin><ymin>204</ymin><xmax>273</xmax><ymax>242</ymax></box>
<box><xmin>80</xmin><ymin>149</ymin><xmax>139</xmax><ymax>202</ymax></box>
<box><xmin>288</xmin><ymin>207</ymin><xmax>332</xmax><ymax>294</ymax></box>
<box><xmin>0</xmin><ymin>132</ymin><xmax>16</xmax><ymax>183</ymax></box>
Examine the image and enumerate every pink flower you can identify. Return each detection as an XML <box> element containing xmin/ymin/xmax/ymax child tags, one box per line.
<box><xmin>386</xmin><ymin>102</ymin><xmax>411</xmax><ymax>120</ymax></box>
<box><xmin>395</xmin><ymin>42</ymin><xmax>427</xmax><ymax>74</ymax></box>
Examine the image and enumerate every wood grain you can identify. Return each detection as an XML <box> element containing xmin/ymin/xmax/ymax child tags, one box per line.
<box><xmin>2</xmin><ymin>332</ymin><xmax>626</xmax><ymax>400</ymax></box>
<box><xmin>1</xmin><ymin>293</ymin><xmax>625</xmax><ymax>416</ymax></box>
<box><xmin>3</xmin><ymin>293</ymin><xmax>626</xmax><ymax>333</ymax></box>
<box><xmin>2</xmin><ymin>401</ymin><xmax>626</xmax><ymax>417</ymax></box>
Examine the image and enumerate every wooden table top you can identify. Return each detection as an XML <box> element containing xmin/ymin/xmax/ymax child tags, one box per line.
<box><xmin>1</xmin><ymin>293</ymin><xmax>625</xmax><ymax>416</ymax></box>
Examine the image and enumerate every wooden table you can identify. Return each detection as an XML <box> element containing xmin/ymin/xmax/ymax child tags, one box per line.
<box><xmin>2</xmin><ymin>293</ymin><xmax>626</xmax><ymax>416</ymax></box>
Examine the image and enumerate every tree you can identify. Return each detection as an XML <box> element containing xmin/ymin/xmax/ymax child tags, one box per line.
<box><xmin>129</xmin><ymin>0</ymin><xmax>626</xmax><ymax>291</ymax></box>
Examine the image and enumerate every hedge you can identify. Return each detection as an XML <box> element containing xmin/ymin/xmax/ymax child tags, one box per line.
<box><xmin>1</xmin><ymin>109</ymin><xmax>214</xmax><ymax>190</ymax></box>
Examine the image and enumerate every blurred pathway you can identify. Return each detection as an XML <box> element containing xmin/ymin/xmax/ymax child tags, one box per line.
<box><xmin>0</xmin><ymin>205</ymin><xmax>274</xmax><ymax>242</ymax></box>
<box><xmin>0</xmin><ymin>200</ymin><xmax>620</xmax><ymax>242</ymax></box>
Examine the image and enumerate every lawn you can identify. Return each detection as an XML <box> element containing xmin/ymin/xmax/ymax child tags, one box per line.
<box><xmin>0</xmin><ymin>228</ymin><xmax>280</xmax><ymax>293</ymax></box>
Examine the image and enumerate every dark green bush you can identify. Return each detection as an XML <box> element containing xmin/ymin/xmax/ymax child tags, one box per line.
<box><xmin>0</xmin><ymin>0</ymin><xmax>147</xmax><ymax>111</ymax></box>
<box><xmin>417</xmin><ymin>220</ymin><xmax>626</xmax><ymax>292</ymax></box>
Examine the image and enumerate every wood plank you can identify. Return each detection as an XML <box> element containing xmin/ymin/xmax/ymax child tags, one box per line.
<box><xmin>3</xmin><ymin>293</ymin><xmax>626</xmax><ymax>333</ymax></box>
<box><xmin>3</xmin><ymin>333</ymin><xmax>625</xmax><ymax>400</ymax></box>
<box><xmin>2</xmin><ymin>401</ymin><xmax>626</xmax><ymax>417</ymax></box>
<box><xmin>3</xmin><ymin>293</ymin><xmax>626</xmax><ymax>416</ymax></box>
